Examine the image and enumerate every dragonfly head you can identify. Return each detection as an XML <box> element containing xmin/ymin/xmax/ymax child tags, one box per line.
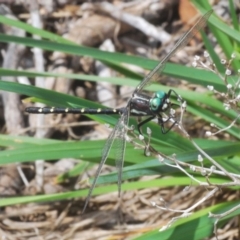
<box><xmin>149</xmin><ymin>91</ymin><xmax>170</xmax><ymax>113</ymax></box>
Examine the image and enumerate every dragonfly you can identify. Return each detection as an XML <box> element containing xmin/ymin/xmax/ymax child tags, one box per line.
<box><xmin>25</xmin><ymin>10</ymin><xmax>212</xmax><ymax>213</ymax></box>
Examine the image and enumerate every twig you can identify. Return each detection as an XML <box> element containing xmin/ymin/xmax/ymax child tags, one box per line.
<box><xmin>29</xmin><ymin>0</ymin><xmax>46</xmax><ymax>191</ymax></box>
<box><xmin>96</xmin><ymin>2</ymin><xmax>171</xmax><ymax>43</ymax></box>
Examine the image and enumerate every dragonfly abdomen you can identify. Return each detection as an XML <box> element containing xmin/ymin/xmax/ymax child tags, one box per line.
<box><xmin>25</xmin><ymin>107</ymin><xmax>124</xmax><ymax>115</ymax></box>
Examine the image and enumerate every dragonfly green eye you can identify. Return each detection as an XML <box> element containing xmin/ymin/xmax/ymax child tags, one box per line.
<box><xmin>150</xmin><ymin>91</ymin><xmax>166</xmax><ymax>111</ymax></box>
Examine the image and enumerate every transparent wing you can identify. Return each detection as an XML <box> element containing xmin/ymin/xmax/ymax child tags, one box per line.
<box><xmin>82</xmin><ymin>119</ymin><xmax>119</xmax><ymax>213</ymax></box>
<box><xmin>134</xmin><ymin>10</ymin><xmax>212</xmax><ymax>94</ymax></box>
<box><xmin>114</xmin><ymin>107</ymin><xmax>130</xmax><ymax>197</ymax></box>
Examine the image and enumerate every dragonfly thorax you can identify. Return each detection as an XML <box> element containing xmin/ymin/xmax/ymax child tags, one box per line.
<box><xmin>149</xmin><ymin>91</ymin><xmax>170</xmax><ymax>113</ymax></box>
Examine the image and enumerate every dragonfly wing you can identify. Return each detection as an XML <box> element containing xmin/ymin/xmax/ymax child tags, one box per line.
<box><xmin>134</xmin><ymin>10</ymin><xmax>213</xmax><ymax>94</ymax></box>
<box><xmin>114</xmin><ymin>107</ymin><xmax>130</xmax><ymax>198</ymax></box>
<box><xmin>82</xmin><ymin>119</ymin><xmax>119</xmax><ymax>213</ymax></box>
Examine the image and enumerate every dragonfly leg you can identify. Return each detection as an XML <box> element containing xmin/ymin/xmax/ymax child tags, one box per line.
<box><xmin>158</xmin><ymin>115</ymin><xmax>177</xmax><ymax>134</ymax></box>
<box><xmin>166</xmin><ymin>89</ymin><xmax>183</xmax><ymax>104</ymax></box>
<box><xmin>171</xmin><ymin>103</ymin><xmax>180</xmax><ymax>108</ymax></box>
<box><xmin>137</xmin><ymin>116</ymin><xmax>155</xmax><ymax>135</ymax></box>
